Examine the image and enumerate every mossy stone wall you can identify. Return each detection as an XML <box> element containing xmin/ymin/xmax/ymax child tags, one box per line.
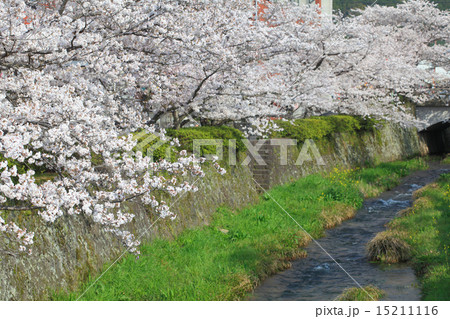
<box><xmin>254</xmin><ymin>124</ymin><xmax>428</xmax><ymax>188</ymax></box>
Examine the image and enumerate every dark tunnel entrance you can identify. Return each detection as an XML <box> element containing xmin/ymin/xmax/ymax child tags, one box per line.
<box><xmin>419</xmin><ymin>120</ymin><xmax>450</xmax><ymax>154</ymax></box>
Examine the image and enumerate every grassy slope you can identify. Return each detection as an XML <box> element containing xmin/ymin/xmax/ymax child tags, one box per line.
<box><xmin>54</xmin><ymin>158</ymin><xmax>427</xmax><ymax>300</ymax></box>
<box><xmin>381</xmin><ymin>167</ymin><xmax>450</xmax><ymax>300</ymax></box>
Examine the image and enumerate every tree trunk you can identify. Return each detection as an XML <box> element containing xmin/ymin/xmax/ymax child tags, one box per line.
<box><xmin>173</xmin><ymin>110</ymin><xmax>180</xmax><ymax>129</ymax></box>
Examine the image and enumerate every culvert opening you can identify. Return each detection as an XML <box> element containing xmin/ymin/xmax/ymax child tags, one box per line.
<box><xmin>419</xmin><ymin>120</ymin><xmax>450</xmax><ymax>155</ymax></box>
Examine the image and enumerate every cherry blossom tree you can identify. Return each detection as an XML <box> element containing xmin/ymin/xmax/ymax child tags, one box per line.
<box><xmin>247</xmin><ymin>0</ymin><xmax>449</xmax><ymax>124</ymax></box>
<box><xmin>331</xmin><ymin>0</ymin><xmax>449</xmax><ymax>119</ymax></box>
<box><xmin>0</xmin><ymin>0</ymin><xmax>227</xmax><ymax>255</ymax></box>
<box><xmin>137</xmin><ymin>0</ymin><xmax>448</xmax><ymax>128</ymax></box>
<box><xmin>0</xmin><ymin>0</ymin><xmax>448</xmax><ymax>255</ymax></box>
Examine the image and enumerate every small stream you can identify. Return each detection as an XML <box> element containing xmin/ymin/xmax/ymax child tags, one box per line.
<box><xmin>252</xmin><ymin>162</ymin><xmax>450</xmax><ymax>301</ymax></box>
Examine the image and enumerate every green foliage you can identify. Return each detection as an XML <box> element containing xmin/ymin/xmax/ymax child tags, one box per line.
<box><xmin>90</xmin><ymin>151</ymin><xmax>105</xmax><ymax>167</ymax></box>
<box><xmin>0</xmin><ymin>154</ymin><xmax>47</xmax><ymax>175</ymax></box>
<box><xmin>272</xmin><ymin>115</ymin><xmax>379</xmax><ymax>143</ymax></box>
<box><xmin>319</xmin><ymin>115</ymin><xmax>362</xmax><ymax>133</ymax></box>
<box><xmin>354</xmin><ymin>158</ymin><xmax>428</xmax><ymax>191</ymax></box>
<box><xmin>334</xmin><ymin>0</ymin><xmax>449</xmax><ymax>16</ymax></box>
<box><xmin>132</xmin><ymin>126</ymin><xmax>245</xmax><ymax>163</ymax></box>
<box><xmin>273</xmin><ymin>118</ymin><xmax>334</xmax><ymax>142</ymax></box>
<box><xmin>356</xmin><ymin>116</ymin><xmax>382</xmax><ymax>132</ymax></box>
<box><xmin>323</xmin><ymin>184</ymin><xmax>363</xmax><ymax>206</ymax></box>
<box><xmin>132</xmin><ymin>130</ymin><xmax>175</xmax><ymax>162</ymax></box>
<box><xmin>167</xmin><ymin>126</ymin><xmax>246</xmax><ymax>156</ymax></box>
<box><xmin>382</xmin><ymin>173</ymin><xmax>450</xmax><ymax>300</ymax></box>
<box><xmin>132</xmin><ymin>116</ymin><xmax>381</xmax><ymax>162</ymax></box>
<box><xmin>54</xmin><ymin>158</ymin><xmax>427</xmax><ymax>301</ymax></box>
<box><xmin>132</xmin><ymin>126</ymin><xmax>245</xmax><ymax>162</ymax></box>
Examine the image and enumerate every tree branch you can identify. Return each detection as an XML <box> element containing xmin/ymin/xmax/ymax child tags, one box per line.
<box><xmin>58</xmin><ymin>0</ymin><xmax>69</xmax><ymax>15</ymax></box>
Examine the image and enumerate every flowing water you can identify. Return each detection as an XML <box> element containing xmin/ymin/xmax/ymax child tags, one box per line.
<box><xmin>252</xmin><ymin>162</ymin><xmax>450</xmax><ymax>301</ymax></box>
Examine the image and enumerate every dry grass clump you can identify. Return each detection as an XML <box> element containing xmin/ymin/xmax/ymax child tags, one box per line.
<box><xmin>397</xmin><ymin>207</ymin><xmax>412</xmax><ymax>217</ymax></box>
<box><xmin>321</xmin><ymin>203</ymin><xmax>357</xmax><ymax>229</ymax></box>
<box><xmin>367</xmin><ymin>231</ymin><xmax>411</xmax><ymax>263</ymax></box>
<box><xmin>357</xmin><ymin>183</ymin><xmax>383</xmax><ymax>198</ymax></box>
<box><xmin>294</xmin><ymin>231</ymin><xmax>312</xmax><ymax>248</ymax></box>
<box><xmin>230</xmin><ymin>274</ymin><xmax>253</xmax><ymax>299</ymax></box>
<box><xmin>336</xmin><ymin>285</ymin><xmax>385</xmax><ymax>301</ymax></box>
<box><xmin>217</xmin><ymin>273</ymin><xmax>254</xmax><ymax>300</ymax></box>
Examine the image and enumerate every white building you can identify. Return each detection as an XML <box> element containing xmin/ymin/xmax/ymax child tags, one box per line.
<box><xmin>299</xmin><ymin>0</ymin><xmax>333</xmax><ymax>16</ymax></box>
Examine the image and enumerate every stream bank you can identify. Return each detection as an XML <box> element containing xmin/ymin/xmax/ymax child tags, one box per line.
<box><xmin>57</xmin><ymin>158</ymin><xmax>431</xmax><ymax>300</ymax></box>
<box><xmin>367</xmin><ymin>165</ymin><xmax>450</xmax><ymax>301</ymax></box>
<box><xmin>252</xmin><ymin>160</ymin><xmax>450</xmax><ymax>301</ymax></box>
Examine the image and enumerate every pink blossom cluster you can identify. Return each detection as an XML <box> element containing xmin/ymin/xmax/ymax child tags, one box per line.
<box><xmin>0</xmin><ymin>215</ymin><xmax>34</xmax><ymax>255</ymax></box>
<box><xmin>0</xmin><ymin>0</ymin><xmax>448</xmax><ymax>255</ymax></box>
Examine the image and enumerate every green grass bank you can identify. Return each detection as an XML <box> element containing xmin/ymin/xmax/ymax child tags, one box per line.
<box><xmin>54</xmin><ymin>158</ymin><xmax>428</xmax><ymax>301</ymax></box>
<box><xmin>367</xmin><ymin>160</ymin><xmax>450</xmax><ymax>300</ymax></box>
